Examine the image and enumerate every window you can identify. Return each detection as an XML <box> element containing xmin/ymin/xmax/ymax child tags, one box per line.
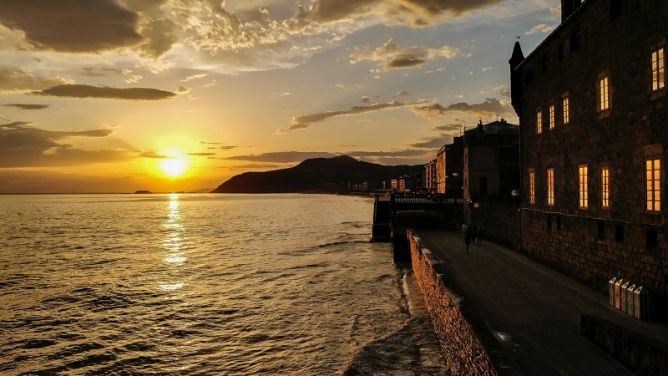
<box><xmin>615</xmin><ymin>224</ymin><xmax>624</xmax><ymax>242</ymax></box>
<box><xmin>646</xmin><ymin>159</ymin><xmax>661</xmax><ymax>212</ymax></box>
<box><xmin>601</xmin><ymin>167</ymin><xmax>610</xmax><ymax>208</ymax></box>
<box><xmin>549</xmin><ymin>104</ymin><xmax>555</xmax><ymax>129</ymax></box>
<box><xmin>536</xmin><ymin>109</ymin><xmax>543</xmax><ymax>134</ymax></box>
<box><xmin>597</xmin><ymin>220</ymin><xmax>605</xmax><ymax>241</ymax></box>
<box><xmin>646</xmin><ymin>228</ymin><xmax>658</xmax><ymax>250</ymax></box>
<box><xmin>599</xmin><ymin>75</ymin><xmax>610</xmax><ymax>111</ymax></box>
<box><xmin>610</xmin><ymin>0</ymin><xmax>623</xmax><ymax>19</ymax></box>
<box><xmin>562</xmin><ymin>95</ymin><xmax>570</xmax><ymax>125</ymax></box>
<box><xmin>547</xmin><ymin>168</ymin><xmax>554</xmax><ymax>207</ymax></box>
<box><xmin>529</xmin><ymin>169</ymin><xmax>536</xmax><ymax>204</ymax></box>
<box><xmin>652</xmin><ymin>47</ymin><xmax>665</xmax><ymax>91</ymax></box>
<box><xmin>579</xmin><ymin>165</ymin><xmax>588</xmax><ymax>209</ymax></box>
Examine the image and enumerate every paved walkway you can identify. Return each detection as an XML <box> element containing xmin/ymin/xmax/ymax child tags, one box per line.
<box><xmin>416</xmin><ymin>230</ymin><xmax>668</xmax><ymax>376</ymax></box>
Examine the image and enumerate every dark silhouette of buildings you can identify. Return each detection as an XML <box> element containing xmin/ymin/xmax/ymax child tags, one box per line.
<box><xmin>435</xmin><ymin>137</ymin><xmax>464</xmax><ymax>196</ymax></box>
<box><xmin>510</xmin><ymin>0</ymin><xmax>667</xmax><ymax>310</ymax></box>
<box><xmin>463</xmin><ymin>120</ymin><xmax>520</xmax><ymax>246</ymax></box>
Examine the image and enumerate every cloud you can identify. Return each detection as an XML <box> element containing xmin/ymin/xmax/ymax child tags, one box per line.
<box><xmin>433</xmin><ymin>123</ymin><xmax>463</xmax><ymax>132</ymax></box>
<box><xmin>413</xmin><ymin>98</ymin><xmax>512</xmax><ymax>118</ymax></box>
<box><xmin>347</xmin><ymin>149</ymin><xmax>428</xmax><ymax>157</ymax></box>
<box><xmin>393</xmin><ymin>91</ymin><xmax>410</xmax><ymax>97</ymax></box>
<box><xmin>351</xmin><ymin>39</ymin><xmax>458</xmax><ymax>72</ymax></box>
<box><xmin>4</xmin><ymin>103</ymin><xmax>49</xmax><ymax>110</ymax></box>
<box><xmin>360</xmin><ymin>96</ymin><xmax>374</xmax><ymax>103</ymax></box>
<box><xmin>311</xmin><ymin>0</ymin><xmax>501</xmax><ymax>26</ymax></box>
<box><xmin>200</xmin><ymin>141</ymin><xmax>237</xmax><ymax>150</ymax></box>
<box><xmin>0</xmin><ymin>121</ymin><xmax>130</xmax><ymax>167</ymax></box>
<box><xmin>410</xmin><ymin>133</ymin><xmax>453</xmax><ymax>149</ymax></box>
<box><xmin>0</xmin><ymin>67</ymin><xmax>71</xmax><ymax>93</ymax></box>
<box><xmin>287</xmin><ymin>100</ymin><xmax>425</xmax><ymax>131</ymax></box>
<box><xmin>0</xmin><ymin>0</ymin><xmax>142</xmax><ymax>52</ymax></box>
<box><xmin>526</xmin><ymin>23</ymin><xmax>557</xmax><ymax>35</ymax></box>
<box><xmin>141</xmin><ymin>151</ymin><xmax>168</xmax><ymax>159</ymax></box>
<box><xmin>413</xmin><ymin>103</ymin><xmax>448</xmax><ymax>117</ymax></box>
<box><xmin>181</xmin><ymin>73</ymin><xmax>209</xmax><ymax>83</ymax></box>
<box><xmin>224</xmin><ymin>151</ymin><xmax>337</xmax><ymax>163</ymax></box>
<box><xmin>80</xmin><ymin>66</ymin><xmax>125</xmax><ymax>77</ymax></box>
<box><xmin>189</xmin><ymin>152</ymin><xmax>215</xmax><ymax>157</ymax></box>
<box><xmin>33</xmin><ymin>84</ymin><xmax>176</xmax><ymax>100</ymax></box>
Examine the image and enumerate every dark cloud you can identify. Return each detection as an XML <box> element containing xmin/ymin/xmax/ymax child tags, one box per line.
<box><xmin>0</xmin><ymin>121</ymin><xmax>129</xmax><ymax>167</ymax></box>
<box><xmin>311</xmin><ymin>0</ymin><xmax>500</xmax><ymax>26</ymax></box>
<box><xmin>189</xmin><ymin>152</ymin><xmax>215</xmax><ymax>157</ymax></box>
<box><xmin>410</xmin><ymin>134</ymin><xmax>453</xmax><ymax>149</ymax></box>
<box><xmin>433</xmin><ymin>123</ymin><xmax>462</xmax><ymax>132</ymax></box>
<box><xmin>448</xmin><ymin>98</ymin><xmax>508</xmax><ymax>113</ymax></box>
<box><xmin>4</xmin><ymin>103</ymin><xmax>50</xmax><ymax>110</ymax></box>
<box><xmin>80</xmin><ymin>66</ymin><xmax>125</xmax><ymax>77</ymax></box>
<box><xmin>200</xmin><ymin>141</ymin><xmax>238</xmax><ymax>150</ymax></box>
<box><xmin>287</xmin><ymin>100</ymin><xmax>425</xmax><ymax>131</ymax></box>
<box><xmin>351</xmin><ymin>39</ymin><xmax>457</xmax><ymax>72</ymax></box>
<box><xmin>347</xmin><ymin>149</ymin><xmax>428</xmax><ymax>157</ymax></box>
<box><xmin>225</xmin><ymin>151</ymin><xmax>337</xmax><ymax>163</ymax></box>
<box><xmin>33</xmin><ymin>84</ymin><xmax>176</xmax><ymax>100</ymax></box>
<box><xmin>413</xmin><ymin>98</ymin><xmax>512</xmax><ymax>117</ymax></box>
<box><xmin>0</xmin><ymin>0</ymin><xmax>143</xmax><ymax>52</ymax></box>
<box><xmin>0</xmin><ymin>67</ymin><xmax>70</xmax><ymax>93</ymax></box>
<box><xmin>141</xmin><ymin>151</ymin><xmax>168</xmax><ymax>159</ymax></box>
<box><xmin>413</xmin><ymin>103</ymin><xmax>447</xmax><ymax>117</ymax></box>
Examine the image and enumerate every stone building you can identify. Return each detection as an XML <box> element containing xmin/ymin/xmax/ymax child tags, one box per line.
<box><xmin>436</xmin><ymin>137</ymin><xmax>464</xmax><ymax>196</ymax></box>
<box><xmin>423</xmin><ymin>159</ymin><xmax>437</xmax><ymax>193</ymax></box>
<box><xmin>463</xmin><ymin>120</ymin><xmax>520</xmax><ymax>201</ymax></box>
<box><xmin>510</xmin><ymin>0</ymin><xmax>668</xmax><ymax>313</ymax></box>
<box><xmin>463</xmin><ymin>120</ymin><xmax>520</xmax><ymax>246</ymax></box>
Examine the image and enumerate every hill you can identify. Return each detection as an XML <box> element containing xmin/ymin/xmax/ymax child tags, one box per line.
<box><xmin>212</xmin><ymin>155</ymin><xmax>421</xmax><ymax>193</ymax></box>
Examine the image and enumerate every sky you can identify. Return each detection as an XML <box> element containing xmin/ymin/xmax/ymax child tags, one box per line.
<box><xmin>0</xmin><ymin>0</ymin><xmax>560</xmax><ymax>193</ymax></box>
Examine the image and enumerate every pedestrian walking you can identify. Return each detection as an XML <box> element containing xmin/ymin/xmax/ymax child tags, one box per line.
<box><xmin>463</xmin><ymin>224</ymin><xmax>472</xmax><ymax>254</ymax></box>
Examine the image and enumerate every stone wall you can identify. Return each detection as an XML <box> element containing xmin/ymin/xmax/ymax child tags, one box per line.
<box><xmin>407</xmin><ymin>229</ymin><xmax>498</xmax><ymax>376</ymax></box>
<box><xmin>581</xmin><ymin>315</ymin><xmax>668</xmax><ymax>376</ymax></box>
<box><xmin>520</xmin><ymin>209</ymin><xmax>667</xmax><ymax>319</ymax></box>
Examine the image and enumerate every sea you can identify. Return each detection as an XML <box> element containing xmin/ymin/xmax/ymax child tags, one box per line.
<box><xmin>0</xmin><ymin>194</ymin><xmax>448</xmax><ymax>375</ymax></box>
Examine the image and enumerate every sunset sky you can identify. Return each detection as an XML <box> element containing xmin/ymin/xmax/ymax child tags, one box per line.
<box><xmin>0</xmin><ymin>0</ymin><xmax>559</xmax><ymax>193</ymax></box>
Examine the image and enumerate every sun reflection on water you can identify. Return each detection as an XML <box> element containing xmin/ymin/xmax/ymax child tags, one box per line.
<box><xmin>161</xmin><ymin>193</ymin><xmax>186</xmax><ymax>290</ymax></box>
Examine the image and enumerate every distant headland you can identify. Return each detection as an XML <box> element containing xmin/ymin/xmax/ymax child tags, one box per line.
<box><xmin>212</xmin><ymin>155</ymin><xmax>421</xmax><ymax>194</ymax></box>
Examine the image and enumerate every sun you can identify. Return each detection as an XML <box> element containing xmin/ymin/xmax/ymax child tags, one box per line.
<box><xmin>158</xmin><ymin>149</ymin><xmax>190</xmax><ymax>178</ymax></box>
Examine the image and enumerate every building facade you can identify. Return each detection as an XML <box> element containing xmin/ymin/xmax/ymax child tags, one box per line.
<box><xmin>423</xmin><ymin>159</ymin><xmax>437</xmax><ymax>193</ymax></box>
<box><xmin>463</xmin><ymin>120</ymin><xmax>520</xmax><ymax>246</ymax></box>
<box><xmin>510</xmin><ymin>0</ymin><xmax>668</xmax><ymax>308</ymax></box>
<box><xmin>463</xmin><ymin>120</ymin><xmax>520</xmax><ymax>201</ymax></box>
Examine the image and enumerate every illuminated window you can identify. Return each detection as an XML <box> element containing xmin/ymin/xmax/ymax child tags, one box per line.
<box><xmin>599</xmin><ymin>76</ymin><xmax>610</xmax><ymax>111</ymax></box>
<box><xmin>529</xmin><ymin>169</ymin><xmax>536</xmax><ymax>205</ymax></box>
<box><xmin>547</xmin><ymin>168</ymin><xmax>554</xmax><ymax>207</ymax></box>
<box><xmin>602</xmin><ymin>167</ymin><xmax>610</xmax><ymax>208</ymax></box>
<box><xmin>536</xmin><ymin>109</ymin><xmax>543</xmax><ymax>134</ymax></box>
<box><xmin>549</xmin><ymin>104</ymin><xmax>555</xmax><ymax>129</ymax></box>
<box><xmin>579</xmin><ymin>165</ymin><xmax>588</xmax><ymax>209</ymax></box>
<box><xmin>562</xmin><ymin>95</ymin><xmax>570</xmax><ymax>125</ymax></box>
<box><xmin>652</xmin><ymin>48</ymin><xmax>665</xmax><ymax>91</ymax></box>
<box><xmin>646</xmin><ymin>159</ymin><xmax>661</xmax><ymax>212</ymax></box>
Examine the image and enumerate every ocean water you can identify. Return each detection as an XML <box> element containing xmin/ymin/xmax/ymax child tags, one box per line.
<box><xmin>0</xmin><ymin>194</ymin><xmax>447</xmax><ymax>375</ymax></box>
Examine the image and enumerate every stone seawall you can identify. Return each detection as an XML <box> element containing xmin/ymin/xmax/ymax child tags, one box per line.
<box><xmin>407</xmin><ymin>229</ymin><xmax>498</xmax><ymax>376</ymax></box>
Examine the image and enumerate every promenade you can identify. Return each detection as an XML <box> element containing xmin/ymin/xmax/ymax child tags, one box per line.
<box><xmin>415</xmin><ymin>230</ymin><xmax>668</xmax><ymax>376</ymax></box>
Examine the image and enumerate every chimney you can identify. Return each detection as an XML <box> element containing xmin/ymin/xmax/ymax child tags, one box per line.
<box><xmin>561</xmin><ymin>0</ymin><xmax>582</xmax><ymax>22</ymax></box>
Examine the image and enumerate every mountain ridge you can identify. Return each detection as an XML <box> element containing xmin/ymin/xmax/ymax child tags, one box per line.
<box><xmin>212</xmin><ymin>155</ymin><xmax>421</xmax><ymax>193</ymax></box>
